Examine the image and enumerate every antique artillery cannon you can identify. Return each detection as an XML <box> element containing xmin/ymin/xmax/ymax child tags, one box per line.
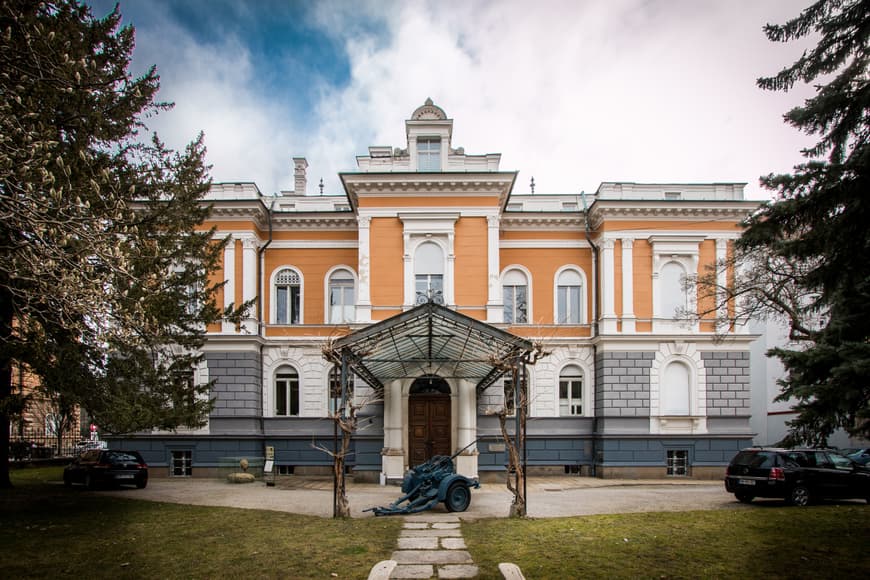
<box><xmin>367</xmin><ymin>443</ymin><xmax>480</xmax><ymax>516</ymax></box>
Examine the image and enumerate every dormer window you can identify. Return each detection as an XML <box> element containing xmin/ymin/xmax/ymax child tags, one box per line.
<box><xmin>417</xmin><ymin>138</ymin><xmax>441</xmax><ymax>171</ymax></box>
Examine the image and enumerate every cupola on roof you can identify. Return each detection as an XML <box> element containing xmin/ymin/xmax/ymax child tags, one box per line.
<box><xmin>411</xmin><ymin>97</ymin><xmax>447</xmax><ymax>120</ymax></box>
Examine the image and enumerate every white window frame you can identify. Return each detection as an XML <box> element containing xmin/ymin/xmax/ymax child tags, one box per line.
<box><xmin>502</xmin><ymin>266</ymin><xmax>531</xmax><ymax>324</ymax></box>
<box><xmin>649</xmin><ymin>343</ymin><xmax>708</xmax><ymax>434</ymax></box>
<box><xmin>271</xmin><ymin>266</ymin><xmax>304</xmax><ymax>325</ymax></box>
<box><xmin>417</xmin><ymin>137</ymin><xmax>441</xmax><ymax>171</ymax></box>
<box><xmin>649</xmin><ymin>236</ymin><xmax>701</xmax><ymax>333</ymax></box>
<box><xmin>324</xmin><ymin>266</ymin><xmax>357</xmax><ymax>324</ymax></box>
<box><xmin>275</xmin><ymin>366</ymin><xmax>300</xmax><ymax>417</ymax></box>
<box><xmin>413</xmin><ymin>240</ymin><xmax>446</xmax><ymax>304</ymax></box>
<box><xmin>554</xmin><ymin>266</ymin><xmax>587</xmax><ymax>324</ymax></box>
<box><xmin>558</xmin><ymin>365</ymin><xmax>584</xmax><ymax>416</ymax></box>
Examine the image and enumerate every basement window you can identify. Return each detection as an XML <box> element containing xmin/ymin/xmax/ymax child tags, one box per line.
<box><xmin>667</xmin><ymin>449</ymin><xmax>689</xmax><ymax>476</ymax></box>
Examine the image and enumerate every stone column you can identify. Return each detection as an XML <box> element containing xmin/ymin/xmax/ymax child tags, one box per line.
<box><xmin>222</xmin><ymin>236</ymin><xmax>236</xmax><ymax>333</ymax></box>
<box><xmin>381</xmin><ymin>381</ymin><xmax>405</xmax><ymax>484</ymax></box>
<box><xmin>486</xmin><ymin>215</ymin><xmax>503</xmax><ymax>322</ymax></box>
<box><xmin>455</xmin><ymin>380</ymin><xmax>478</xmax><ymax>479</ymax></box>
<box><xmin>240</xmin><ymin>235</ymin><xmax>259</xmax><ymax>333</ymax></box>
<box><xmin>601</xmin><ymin>238</ymin><xmax>617</xmax><ymax>333</ymax></box>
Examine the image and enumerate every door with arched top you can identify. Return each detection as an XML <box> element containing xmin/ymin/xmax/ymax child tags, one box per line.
<box><xmin>408</xmin><ymin>376</ymin><xmax>451</xmax><ymax>466</ymax></box>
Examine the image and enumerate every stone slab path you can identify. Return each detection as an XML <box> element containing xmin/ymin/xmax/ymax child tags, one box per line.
<box><xmin>389</xmin><ymin>514</ymin><xmax>478</xmax><ymax>579</ymax></box>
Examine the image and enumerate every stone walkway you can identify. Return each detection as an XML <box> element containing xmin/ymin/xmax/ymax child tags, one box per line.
<box><xmin>389</xmin><ymin>514</ymin><xmax>478</xmax><ymax>579</ymax></box>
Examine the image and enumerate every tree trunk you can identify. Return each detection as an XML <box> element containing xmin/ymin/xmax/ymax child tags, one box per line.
<box><xmin>1</xmin><ymin>288</ymin><xmax>14</xmax><ymax>488</ymax></box>
<box><xmin>333</xmin><ymin>420</ymin><xmax>352</xmax><ymax>518</ymax></box>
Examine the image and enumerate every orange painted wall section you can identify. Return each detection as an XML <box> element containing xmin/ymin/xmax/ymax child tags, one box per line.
<box><xmin>263</xmin><ymin>247</ymin><xmax>358</xmax><ymax>324</ymax></box>
<box><xmin>207</xmin><ymin>239</ymin><xmax>225</xmax><ymax>333</ymax></box>
<box><xmin>500</xmin><ymin>230</ymin><xmax>586</xmax><ymax>241</ymax></box>
<box><xmin>633</xmin><ymin>240</ymin><xmax>653</xmax><ymax>320</ymax></box>
<box><xmin>600</xmin><ymin>219</ymin><xmax>743</xmax><ymax>233</ymax></box>
<box><xmin>500</xmin><ymin>248</ymin><xmax>593</xmax><ymax>324</ymax></box>
<box><xmin>454</xmin><ymin>217</ymin><xmax>488</xmax><ymax>308</ymax></box>
<box><xmin>697</xmin><ymin>240</ymin><xmax>717</xmax><ymax>322</ymax></box>
<box><xmin>358</xmin><ymin>196</ymin><xmax>500</xmax><ymax>208</ymax></box>
<box><xmin>271</xmin><ymin>230</ymin><xmax>357</xmax><ymax>241</ymax></box>
<box><xmin>369</xmin><ymin>218</ymin><xmax>404</xmax><ymax>308</ymax></box>
<box><xmin>205</xmin><ymin>220</ymin><xmax>263</xmax><ymax>236</ymax></box>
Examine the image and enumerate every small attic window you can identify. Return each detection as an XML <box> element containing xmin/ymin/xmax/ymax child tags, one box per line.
<box><xmin>418</xmin><ymin>138</ymin><xmax>441</xmax><ymax>171</ymax></box>
<box><xmin>665</xmin><ymin>192</ymin><xmax>682</xmax><ymax>200</ymax></box>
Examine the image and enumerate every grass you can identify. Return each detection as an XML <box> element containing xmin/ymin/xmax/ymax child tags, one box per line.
<box><xmin>1</xmin><ymin>466</ymin><xmax>402</xmax><ymax>579</ymax></box>
<box><xmin>464</xmin><ymin>505</ymin><xmax>870</xmax><ymax>579</ymax></box>
<box><xmin>4</xmin><ymin>467</ymin><xmax>869</xmax><ymax>579</ymax></box>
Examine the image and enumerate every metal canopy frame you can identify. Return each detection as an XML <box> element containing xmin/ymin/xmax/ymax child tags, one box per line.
<box><xmin>328</xmin><ymin>302</ymin><xmax>535</xmax><ymax>394</ymax></box>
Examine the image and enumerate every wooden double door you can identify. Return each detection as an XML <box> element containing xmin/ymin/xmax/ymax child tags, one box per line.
<box><xmin>408</xmin><ymin>394</ymin><xmax>451</xmax><ymax>466</ymax></box>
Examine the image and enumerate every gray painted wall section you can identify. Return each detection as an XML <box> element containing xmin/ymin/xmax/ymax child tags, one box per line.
<box><xmin>595</xmin><ymin>351</ymin><xmax>653</xmax><ymax>417</ymax></box>
<box><xmin>701</xmin><ymin>351</ymin><xmax>751</xmax><ymax>417</ymax></box>
<box><xmin>206</xmin><ymin>351</ymin><xmax>262</xmax><ymax>418</ymax></box>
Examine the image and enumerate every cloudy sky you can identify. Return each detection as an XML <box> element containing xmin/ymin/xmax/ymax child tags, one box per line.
<box><xmin>86</xmin><ymin>0</ymin><xmax>817</xmax><ymax>200</ymax></box>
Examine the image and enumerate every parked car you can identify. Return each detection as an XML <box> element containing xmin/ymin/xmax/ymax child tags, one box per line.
<box><xmin>846</xmin><ymin>448</ymin><xmax>870</xmax><ymax>465</ymax></box>
<box><xmin>63</xmin><ymin>449</ymin><xmax>148</xmax><ymax>489</ymax></box>
<box><xmin>725</xmin><ymin>447</ymin><xmax>870</xmax><ymax>506</ymax></box>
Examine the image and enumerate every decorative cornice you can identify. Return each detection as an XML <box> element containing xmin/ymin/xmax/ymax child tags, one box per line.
<box><xmin>587</xmin><ymin>200</ymin><xmax>759</xmax><ymax>230</ymax></box>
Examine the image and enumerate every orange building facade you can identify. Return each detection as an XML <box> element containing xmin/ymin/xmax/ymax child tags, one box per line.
<box><xmin>114</xmin><ymin>100</ymin><xmax>759</xmax><ymax>480</ymax></box>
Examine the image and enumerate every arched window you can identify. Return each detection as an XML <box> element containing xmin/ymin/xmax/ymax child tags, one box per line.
<box><xmin>414</xmin><ymin>242</ymin><xmax>444</xmax><ymax>304</ymax></box>
<box><xmin>556</xmin><ymin>269</ymin><xmax>583</xmax><ymax>323</ymax></box>
<box><xmin>662</xmin><ymin>361</ymin><xmax>690</xmax><ymax>415</ymax></box>
<box><xmin>503</xmin><ymin>269</ymin><xmax>528</xmax><ymax>323</ymax></box>
<box><xmin>275</xmin><ymin>367</ymin><xmax>300</xmax><ymax>416</ymax></box>
<box><xmin>328</xmin><ymin>269</ymin><xmax>355</xmax><ymax>323</ymax></box>
<box><xmin>559</xmin><ymin>365</ymin><xmax>583</xmax><ymax>416</ymax></box>
<box><xmin>328</xmin><ymin>366</ymin><xmax>342</xmax><ymax>415</ymax></box>
<box><xmin>660</xmin><ymin>261</ymin><xmax>688</xmax><ymax>319</ymax></box>
<box><xmin>275</xmin><ymin>268</ymin><xmax>301</xmax><ymax>324</ymax></box>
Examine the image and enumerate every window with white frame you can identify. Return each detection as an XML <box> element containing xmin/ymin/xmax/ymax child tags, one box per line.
<box><xmin>556</xmin><ymin>269</ymin><xmax>583</xmax><ymax>324</ymax></box>
<box><xmin>661</xmin><ymin>361</ymin><xmax>691</xmax><ymax>415</ymax></box>
<box><xmin>328</xmin><ymin>269</ymin><xmax>355</xmax><ymax>323</ymax></box>
<box><xmin>667</xmin><ymin>449</ymin><xmax>689</xmax><ymax>476</ymax></box>
<box><xmin>501</xmin><ymin>368</ymin><xmax>528</xmax><ymax>417</ymax></box>
<box><xmin>328</xmin><ymin>365</ymin><xmax>353</xmax><ymax>415</ymax></box>
<box><xmin>275</xmin><ymin>368</ymin><xmax>300</xmax><ymax>416</ymax></box>
<box><xmin>660</xmin><ymin>261</ymin><xmax>689</xmax><ymax>319</ymax></box>
<box><xmin>417</xmin><ymin>138</ymin><xmax>441</xmax><ymax>171</ymax></box>
<box><xmin>275</xmin><ymin>268</ymin><xmax>302</xmax><ymax>324</ymax></box>
<box><xmin>503</xmin><ymin>269</ymin><xmax>528</xmax><ymax>323</ymax></box>
<box><xmin>171</xmin><ymin>450</ymin><xmax>192</xmax><ymax>477</ymax></box>
<box><xmin>559</xmin><ymin>365</ymin><xmax>583</xmax><ymax>416</ymax></box>
<box><xmin>414</xmin><ymin>242</ymin><xmax>444</xmax><ymax>304</ymax></box>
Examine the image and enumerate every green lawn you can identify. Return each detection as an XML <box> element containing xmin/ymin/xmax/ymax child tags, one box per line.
<box><xmin>1</xmin><ymin>466</ymin><xmax>402</xmax><ymax>579</ymax></box>
<box><xmin>464</xmin><ymin>505</ymin><xmax>870</xmax><ymax>579</ymax></box>
<box><xmin>3</xmin><ymin>466</ymin><xmax>869</xmax><ymax>579</ymax></box>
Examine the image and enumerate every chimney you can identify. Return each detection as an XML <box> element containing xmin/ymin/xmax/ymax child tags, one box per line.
<box><xmin>293</xmin><ymin>157</ymin><xmax>308</xmax><ymax>195</ymax></box>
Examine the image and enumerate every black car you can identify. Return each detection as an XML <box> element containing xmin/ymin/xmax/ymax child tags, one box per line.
<box><xmin>725</xmin><ymin>447</ymin><xmax>870</xmax><ymax>506</ymax></box>
<box><xmin>64</xmin><ymin>449</ymin><xmax>148</xmax><ymax>489</ymax></box>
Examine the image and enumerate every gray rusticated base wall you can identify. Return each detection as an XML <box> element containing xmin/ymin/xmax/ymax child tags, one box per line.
<box><xmin>595</xmin><ymin>436</ymin><xmax>753</xmax><ymax>479</ymax></box>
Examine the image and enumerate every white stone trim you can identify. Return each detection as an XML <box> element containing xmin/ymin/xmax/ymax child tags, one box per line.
<box><xmin>222</xmin><ymin>237</ymin><xmax>236</xmax><ymax>333</ymax></box>
<box><xmin>649</xmin><ymin>342</ymin><xmax>707</xmax><ymax>434</ymax></box>
<box><xmin>269</xmin><ymin>265</ymin><xmax>305</xmax><ymax>325</ymax></box>
<box><xmin>529</xmin><ymin>346</ymin><xmax>594</xmax><ymax>417</ymax></box>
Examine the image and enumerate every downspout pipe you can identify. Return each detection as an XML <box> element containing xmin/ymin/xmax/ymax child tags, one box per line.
<box><xmin>582</xmin><ymin>191</ymin><xmax>600</xmax><ymax>477</ymax></box>
<box><xmin>257</xmin><ymin>199</ymin><xmax>276</xmax><ymax>439</ymax></box>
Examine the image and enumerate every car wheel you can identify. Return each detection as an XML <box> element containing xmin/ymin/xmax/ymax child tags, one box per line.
<box><xmin>735</xmin><ymin>492</ymin><xmax>754</xmax><ymax>504</ymax></box>
<box><xmin>787</xmin><ymin>484</ymin><xmax>811</xmax><ymax>506</ymax></box>
<box><xmin>445</xmin><ymin>482</ymin><xmax>471</xmax><ymax>512</ymax></box>
<box><xmin>136</xmin><ymin>477</ymin><xmax>148</xmax><ymax>489</ymax></box>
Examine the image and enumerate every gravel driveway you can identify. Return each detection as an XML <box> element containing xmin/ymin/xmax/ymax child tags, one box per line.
<box><xmin>99</xmin><ymin>476</ymin><xmax>744</xmax><ymax>519</ymax></box>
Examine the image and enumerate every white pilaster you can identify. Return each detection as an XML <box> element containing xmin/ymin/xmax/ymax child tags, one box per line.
<box><xmin>222</xmin><ymin>237</ymin><xmax>236</xmax><ymax>333</ymax></box>
<box><xmin>381</xmin><ymin>381</ymin><xmax>405</xmax><ymax>483</ymax></box>
<box><xmin>446</xmin><ymin>232</ymin><xmax>455</xmax><ymax>306</ymax></box>
<box><xmin>356</xmin><ymin>216</ymin><xmax>372</xmax><ymax>322</ymax></box>
<box><xmin>402</xmin><ymin>233</ymin><xmax>412</xmax><ymax>307</ymax></box>
<box><xmin>621</xmin><ymin>238</ymin><xmax>636</xmax><ymax>333</ymax></box>
<box><xmin>486</xmin><ymin>215</ymin><xmax>503</xmax><ymax>322</ymax></box>
<box><xmin>240</xmin><ymin>235</ymin><xmax>259</xmax><ymax>333</ymax></box>
<box><xmin>455</xmin><ymin>380</ymin><xmax>478</xmax><ymax>479</ymax></box>
<box><xmin>601</xmin><ymin>238</ymin><xmax>617</xmax><ymax>333</ymax></box>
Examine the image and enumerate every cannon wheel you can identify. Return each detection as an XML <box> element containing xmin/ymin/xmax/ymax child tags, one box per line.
<box><xmin>445</xmin><ymin>481</ymin><xmax>471</xmax><ymax>512</ymax></box>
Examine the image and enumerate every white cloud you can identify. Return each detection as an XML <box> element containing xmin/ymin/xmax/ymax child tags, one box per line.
<box><xmin>129</xmin><ymin>0</ymin><xmax>818</xmax><ymax>199</ymax></box>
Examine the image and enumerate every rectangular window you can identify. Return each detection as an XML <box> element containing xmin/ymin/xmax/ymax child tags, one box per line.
<box><xmin>559</xmin><ymin>379</ymin><xmax>582</xmax><ymax>416</ymax></box>
<box><xmin>557</xmin><ymin>285</ymin><xmax>581</xmax><ymax>323</ymax></box>
<box><xmin>667</xmin><ymin>449</ymin><xmax>689</xmax><ymax>476</ymax></box>
<box><xmin>504</xmin><ymin>286</ymin><xmax>528</xmax><ymax>323</ymax></box>
<box><xmin>417</xmin><ymin>138</ymin><xmax>441</xmax><ymax>171</ymax></box>
<box><xmin>276</xmin><ymin>373</ymin><xmax>300</xmax><ymax>416</ymax></box>
<box><xmin>171</xmin><ymin>450</ymin><xmax>192</xmax><ymax>477</ymax></box>
<box><xmin>329</xmin><ymin>279</ymin><xmax>355</xmax><ymax>323</ymax></box>
<box><xmin>276</xmin><ymin>286</ymin><xmax>301</xmax><ymax>324</ymax></box>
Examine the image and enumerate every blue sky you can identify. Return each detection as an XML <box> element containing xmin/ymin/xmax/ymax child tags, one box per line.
<box><xmin>86</xmin><ymin>1</ymin><xmax>815</xmax><ymax>199</ymax></box>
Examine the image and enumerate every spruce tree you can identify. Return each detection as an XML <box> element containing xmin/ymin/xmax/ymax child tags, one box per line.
<box><xmin>0</xmin><ymin>1</ymin><xmax>245</xmax><ymax>487</ymax></box>
<box><xmin>742</xmin><ymin>0</ymin><xmax>869</xmax><ymax>445</ymax></box>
